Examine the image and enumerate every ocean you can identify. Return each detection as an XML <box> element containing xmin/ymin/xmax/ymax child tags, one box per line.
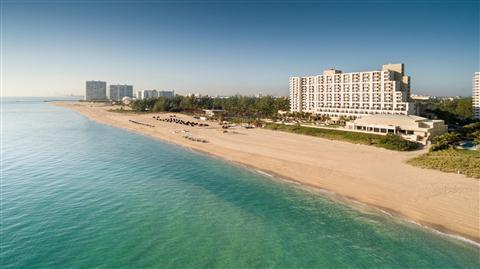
<box><xmin>2</xmin><ymin>98</ymin><xmax>479</xmax><ymax>268</ymax></box>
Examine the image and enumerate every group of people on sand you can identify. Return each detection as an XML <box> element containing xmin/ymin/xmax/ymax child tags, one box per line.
<box><xmin>152</xmin><ymin>115</ymin><xmax>209</xmax><ymax>127</ymax></box>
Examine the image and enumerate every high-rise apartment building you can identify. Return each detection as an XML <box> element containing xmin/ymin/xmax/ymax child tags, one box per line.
<box><xmin>136</xmin><ymin>90</ymin><xmax>175</xmax><ymax>99</ymax></box>
<box><xmin>136</xmin><ymin>90</ymin><xmax>157</xmax><ymax>99</ymax></box>
<box><xmin>473</xmin><ymin>72</ymin><xmax>480</xmax><ymax>120</ymax></box>
<box><xmin>109</xmin><ymin>84</ymin><xmax>133</xmax><ymax>101</ymax></box>
<box><xmin>289</xmin><ymin>64</ymin><xmax>413</xmax><ymax>117</ymax></box>
<box><xmin>85</xmin><ymin>81</ymin><xmax>107</xmax><ymax>101</ymax></box>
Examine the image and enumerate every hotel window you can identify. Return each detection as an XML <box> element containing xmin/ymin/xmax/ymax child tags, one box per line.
<box><xmin>362</xmin><ymin>73</ymin><xmax>370</xmax><ymax>82</ymax></box>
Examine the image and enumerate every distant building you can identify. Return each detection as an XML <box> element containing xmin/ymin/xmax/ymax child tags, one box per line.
<box><xmin>109</xmin><ymin>84</ymin><xmax>133</xmax><ymax>101</ymax></box>
<box><xmin>290</xmin><ymin>63</ymin><xmax>413</xmax><ymax>117</ymax></box>
<box><xmin>136</xmin><ymin>90</ymin><xmax>155</xmax><ymax>99</ymax></box>
<box><xmin>346</xmin><ymin>114</ymin><xmax>447</xmax><ymax>145</ymax></box>
<box><xmin>85</xmin><ymin>81</ymin><xmax>107</xmax><ymax>101</ymax></box>
<box><xmin>187</xmin><ymin>93</ymin><xmax>202</xmax><ymax>98</ymax></box>
<box><xmin>439</xmin><ymin>96</ymin><xmax>462</xmax><ymax>101</ymax></box>
<box><xmin>150</xmin><ymin>90</ymin><xmax>158</xmax><ymax>98</ymax></box>
<box><xmin>215</xmin><ymin>95</ymin><xmax>230</xmax><ymax>99</ymax></box>
<box><xmin>473</xmin><ymin>72</ymin><xmax>480</xmax><ymax>119</ymax></box>
<box><xmin>136</xmin><ymin>90</ymin><xmax>175</xmax><ymax>99</ymax></box>
<box><xmin>158</xmin><ymin>90</ymin><xmax>174</xmax><ymax>98</ymax></box>
<box><xmin>410</xmin><ymin>94</ymin><xmax>432</xmax><ymax>101</ymax></box>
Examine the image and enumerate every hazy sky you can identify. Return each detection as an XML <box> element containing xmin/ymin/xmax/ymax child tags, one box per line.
<box><xmin>2</xmin><ymin>0</ymin><xmax>479</xmax><ymax>97</ymax></box>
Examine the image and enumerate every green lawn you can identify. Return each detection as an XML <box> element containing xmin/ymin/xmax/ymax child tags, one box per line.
<box><xmin>407</xmin><ymin>149</ymin><xmax>480</xmax><ymax>179</ymax></box>
<box><xmin>263</xmin><ymin>123</ymin><xmax>419</xmax><ymax>151</ymax></box>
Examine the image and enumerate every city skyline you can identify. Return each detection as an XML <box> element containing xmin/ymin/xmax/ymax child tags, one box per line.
<box><xmin>2</xmin><ymin>1</ymin><xmax>479</xmax><ymax>97</ymax></box>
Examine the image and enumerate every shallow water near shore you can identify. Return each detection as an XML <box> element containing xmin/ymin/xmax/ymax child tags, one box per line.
<box><xmin>2</xmin><ymin>99</ymin><xmax>479</xmax><ymax>268</ymax></box>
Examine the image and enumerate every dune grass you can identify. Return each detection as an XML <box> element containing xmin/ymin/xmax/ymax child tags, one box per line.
<box><xmin>263</xmin><ymin>123</ymin><xmax>419</xmax><ymax>151</ymax></box>
<box><xmin>407</xmin><ymin>149</ymin><xmax>480</xmax><ymax>179</ymax></box>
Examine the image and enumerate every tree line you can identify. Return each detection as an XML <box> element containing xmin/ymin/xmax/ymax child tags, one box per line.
<box><xmin>415</xmin><ymin>97</ymin><xmax>475</xmax><ymax>126</ymax></box>
<box><xmin>430</xmin><ymin>122</ymin><xmax>480</xmax><ymax>151</ymax></box>
<box><xmin>131</xmin><ymin>95</ymin><xmax>290</xmax><ymax>118</ymax></box>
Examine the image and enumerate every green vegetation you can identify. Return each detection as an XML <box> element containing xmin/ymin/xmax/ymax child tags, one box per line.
<box><xmin>377</xmin><ymin>133</ymin><xmax>420</xmax><ymax>151</ymax></box>
<box><xmin>416</xmin><ymin>97</ymin><xmax>475</xmax><ymax>126</ymax></box>
<box><xmin>429</xmin><ymin>133</ymin><xmax>460</xmax><ymax>151</ymax></box>
<box><xmin>429</xmin><ymin>122</ymin><xmax>480</xmax><ymax>151</ymax></box>
<box><xmin>263</xmin><ymin>123</ymin><xmax>418</xmax><ymax>151</ymax></box>
<box><xmin>408</xmin><ymin>122</ymin><xmax>479</xmax><ymax>178</ymax></box>
<box><xmin>131</xmin><ymin>95</ymin><xmax>290</xmax><ymax>118</ymax></box>
<box><xmin>407</xmin><ymin>149</ymin><xmax>480</xmax><ymax>179</ymax></box>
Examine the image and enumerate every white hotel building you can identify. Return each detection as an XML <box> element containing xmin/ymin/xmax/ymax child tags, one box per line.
<box><xmin>473</xmin><ymin>72</ymin><xmax>480</xmax><ymax>120</ymax></box>
<box><xmin>290</xmin><ymin>64</ymin><xmax>413</xmax><ymax>117</ymax></box>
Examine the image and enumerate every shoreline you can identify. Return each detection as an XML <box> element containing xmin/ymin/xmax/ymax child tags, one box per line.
<box><xmin>52</xmin><ymin>102</ymin><xmax>480</xmax><ymax>245</ymax></box>
<box><xmin>225</xmin><ymin>158</ymin><xmax>480</xmax><ymax>248</ymax></box>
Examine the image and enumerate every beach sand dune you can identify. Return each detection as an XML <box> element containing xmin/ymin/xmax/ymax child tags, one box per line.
<box><xmin>54</xmin><ymin>102</ymin><xmax>480</xmax><ymax>244</ymax></box>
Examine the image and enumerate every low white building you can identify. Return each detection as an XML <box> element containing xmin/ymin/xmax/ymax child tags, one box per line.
<box><xmin>122</xmin><ymin>96</ymin><xmax>133</xmax><ymax>105</ymax></box>
<box><xmin>203</xmin><ymin>109</ymin><xmax>225</xmax><ymax>117</ymax></box>
<box><xmin>410</xmin><ymin>94</ymin><xmax>432</xmax><ymax>101</ymax></box>
<box><xmin>345</xmin><ymin>114</ymin><xmax>447</xmax><ymax>145</ymax></box>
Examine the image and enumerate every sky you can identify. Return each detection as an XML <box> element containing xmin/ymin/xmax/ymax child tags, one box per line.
<box><xmin>2</xmin><ymin>0</ymin><xmax>479</xmax><ymax>97</ymax></box>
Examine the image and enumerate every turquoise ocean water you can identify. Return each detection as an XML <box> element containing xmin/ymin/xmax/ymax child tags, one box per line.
<box><xmin>2</xmin><ymin>98</ymin><xmax>479</xmax><ymax>268</ymax></box>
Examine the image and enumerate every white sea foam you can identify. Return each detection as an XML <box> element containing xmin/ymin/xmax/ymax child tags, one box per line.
<box><xmin>404</xmin><ymin>219</ymin><xmax>480</xmax><ymax>248</ymax></box>
<box><xmin>281</xmin><ymin>178</ymin><xmax>300</xmax><ymax>185</ymax></box>
<box><xmin>255</xmin><ymin>169</ymin><xmax>273</xmax><ymax>177</ymax></box>
<box><xmin>378</xmin><ymin>209</ymin><xmax>394</xmax><ymax>217</ymax></box>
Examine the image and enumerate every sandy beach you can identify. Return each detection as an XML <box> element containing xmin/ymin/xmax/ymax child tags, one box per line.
<box><xmin>53</xmin><ymin>102</ymin><xmax>480</xmax><ymax>244</ymax></box>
